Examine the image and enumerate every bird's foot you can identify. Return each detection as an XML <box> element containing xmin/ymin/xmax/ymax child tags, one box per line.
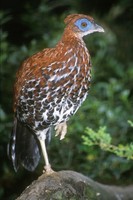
<box><xmin>43</xmin><ymin>164</ymin><xmax>54</xmax><ymax>174</ymax></box>
<box><xmin>55</xmin><ymin>122</ymin><xmax>67</xmax><ymax>140</ymax></box>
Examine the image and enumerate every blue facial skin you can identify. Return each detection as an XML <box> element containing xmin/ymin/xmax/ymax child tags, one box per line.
<box><xmin>74</xmin><ymin>18</ymin><xmax>94</xmax><ymax>32</ymax></box>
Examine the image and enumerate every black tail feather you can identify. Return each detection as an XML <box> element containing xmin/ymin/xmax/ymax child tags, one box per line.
<box><xmin>8</xmin><ymin>118</ymin><xmax>41</xmax><ymax>171</ymax></box>
<box><xmin>45</xmin><ymin>127</ymin><xmax>52</xmax><ymax>146</ymax></box>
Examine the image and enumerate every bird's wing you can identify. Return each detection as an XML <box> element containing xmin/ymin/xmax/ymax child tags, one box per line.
<box><xmin>13</xmin><ymin>46</ymin><xmax>79</xmax><ymax>112</ymax></box>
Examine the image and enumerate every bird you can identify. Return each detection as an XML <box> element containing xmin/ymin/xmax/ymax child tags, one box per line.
<box><xmin>8</xmin><ymin>13</ymin><xmax>104</xmax><ymax>174</ymax></box>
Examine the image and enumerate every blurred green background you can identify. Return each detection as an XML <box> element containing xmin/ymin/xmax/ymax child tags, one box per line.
<box><xmin>0</xmin><ymin>0</ymin><xmax>133</xmax><ymax>199</ymax></box>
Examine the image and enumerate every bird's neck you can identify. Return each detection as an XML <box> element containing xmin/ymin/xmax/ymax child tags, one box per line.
<box><xmin>55</xmin><ymin>28</ymin><xmax>90</xmax><ymax>72</ymax></box>
<box><xmin>59</xmin><ymin>28</ymin><xmax>86</xmax><ymax>47</ymax></box>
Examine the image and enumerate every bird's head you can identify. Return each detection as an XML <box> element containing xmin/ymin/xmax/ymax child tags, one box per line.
<box><xmin>64</xmin><ymin>14</ymin><xmax>104</xmax><ymax>38</ymax></box>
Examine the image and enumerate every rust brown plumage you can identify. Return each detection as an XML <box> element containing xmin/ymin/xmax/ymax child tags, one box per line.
<box><xmin>8</xmin><ymin>13</ymin><xmax>104</xmax><ymax>173</ymax></box>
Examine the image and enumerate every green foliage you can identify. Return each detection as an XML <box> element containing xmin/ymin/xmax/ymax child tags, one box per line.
<box><xmin>128</xmin><ymin>120</ymin><xmax>133</xmax><ymax>128</ymax></box>
<box><xmin>82</xmin><ymin>124</ymin><xmax>133</xmax><ymax>160</ymax></box>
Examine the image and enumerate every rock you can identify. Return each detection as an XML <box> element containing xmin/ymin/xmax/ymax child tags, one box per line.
<box><xmin>16</xmin><ymin>170</ymin><xmax>133</xmax><ymax>200</ymax></box>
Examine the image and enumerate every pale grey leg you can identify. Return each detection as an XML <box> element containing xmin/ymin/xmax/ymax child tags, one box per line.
<box><xmin>39</xmin><ymin>139</ymin><xmax>54</xmax><ymax>174</ymax></box>
<box><xmin>55</xmin><ymin>122</ymin><xmax>67</xmax><ymax>140</ymax></box>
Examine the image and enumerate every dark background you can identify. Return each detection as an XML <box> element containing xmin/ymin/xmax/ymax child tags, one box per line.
<box><xmin>0</xmin><ymin>0</ymin><xmax>133</xmax><ymax>199</ymax></box>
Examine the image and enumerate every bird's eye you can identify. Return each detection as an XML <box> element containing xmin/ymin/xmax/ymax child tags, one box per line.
<box><xmin>81</xmin><ymin>22</ymin><xmax>87</xmax><ymax>27</ymax></box>
<box><xmin>74</xmin><ymin>18</ymin><xmax>91</xmax><ymax>32</ymax></box>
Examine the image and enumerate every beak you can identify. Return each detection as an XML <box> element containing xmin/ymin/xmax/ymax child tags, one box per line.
<box><xmin>94</xmin><ymin>23</ymin><xmax>104</xmax><ymax>33</ymax></box>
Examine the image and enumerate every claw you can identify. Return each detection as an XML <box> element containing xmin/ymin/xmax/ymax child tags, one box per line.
<box><xmin>55</xmin><ymin>122</ymin><xmax>67</xmax><ymax>140</ymax></box>
<box><xmin>43</xmin><ymin>164</ymin><xmax>54</xmax><ymax>174</ymax></box>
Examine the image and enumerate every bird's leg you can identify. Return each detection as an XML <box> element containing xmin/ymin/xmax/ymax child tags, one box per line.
<box><xmin>39</xmin><ymin>139</ymin><xmax>54</xmax><ymax>174</ymax></box>
<box><xmin>55</xmin><ymin>122</ymin><xmax>67</xmax><ymax>140</ymax></box>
